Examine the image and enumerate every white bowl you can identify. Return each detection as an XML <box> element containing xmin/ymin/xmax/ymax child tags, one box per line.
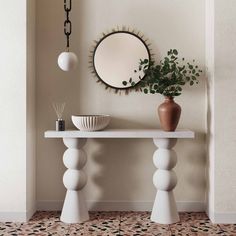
<box><xmin>72</xmin><ymin>115</ymin><xmax>111</xmax><ymax>131</ymax></box>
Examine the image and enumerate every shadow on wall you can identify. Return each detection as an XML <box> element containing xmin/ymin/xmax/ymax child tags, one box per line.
<box><xmin>175</xmin><ymin>131</ymin><xmax>206</xmax><ymax>200</ymax></box>
<box><xmin>187</xmin><ymin>132</ymin><xmax>206</xmax><ymax>188</ymax></box>
<box><xmin>83</xmin><ymin>118</ymin><xmax>156</xmax><ymax>208</ymax></box>
<box><xmin>205</xmin><ymin>75</ymin><xmax>212</xmax><ymax>210</ymax></box>
<box><xmin>90</xmin><ymin>139</ymin><xmax>147</xmax><ymax>204</ymax></box>
<box><xmin>82</xmin><ymin>118</ymin><xmax>206</xmax><ymax>206</ymax></box>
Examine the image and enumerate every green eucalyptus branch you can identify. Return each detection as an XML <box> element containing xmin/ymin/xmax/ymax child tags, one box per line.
<box><xmin>122</xmin><ymin>49</ymin><xmax>203</xmax><ymax>97</ymax></box>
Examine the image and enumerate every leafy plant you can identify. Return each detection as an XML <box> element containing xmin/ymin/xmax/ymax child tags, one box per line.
<box><xmin>122</xmin><ymin>49</ymin><xmax>202</xmax><ymax>97</ymax></box>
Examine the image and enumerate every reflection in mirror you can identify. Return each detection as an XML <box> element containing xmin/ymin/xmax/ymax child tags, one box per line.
<box><xmin>91</xmin><ymin>30</ymin><xmax>151</xmax><ymax>91</ymax></box>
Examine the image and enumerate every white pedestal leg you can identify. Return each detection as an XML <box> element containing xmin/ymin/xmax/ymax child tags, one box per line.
<box><xmin>61</xmin><ymin>138</ymin><xmax>89</xmax><ymax>223</ymax></box>
<box><xmin>151</xmin><ymin>138</ymin><xmax>179</xmax><ymax>224</ymax></box>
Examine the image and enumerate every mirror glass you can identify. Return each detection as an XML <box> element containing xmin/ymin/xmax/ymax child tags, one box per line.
<box><xmin>93</xmin><ymin>31</ymin><xmax>150</xmax><ymax>89</ymax></box>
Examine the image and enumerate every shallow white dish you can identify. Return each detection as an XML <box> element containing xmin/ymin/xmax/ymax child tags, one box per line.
<box><xmin>71</xmin><ymin>115</ymin><xmax>111</xmax><ymax>131</ymax></box>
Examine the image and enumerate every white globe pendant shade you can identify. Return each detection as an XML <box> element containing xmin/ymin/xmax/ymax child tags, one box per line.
<box><xmin>58</xmin><ymin>51</ymin><xmax>78</xmax><ymax>71</ymax></box>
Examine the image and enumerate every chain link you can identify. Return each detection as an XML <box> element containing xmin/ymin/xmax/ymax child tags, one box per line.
<box><xmin>64</xmin><ymin>0</ymin><xmax>72</xmax><ymax>48</ymax></box>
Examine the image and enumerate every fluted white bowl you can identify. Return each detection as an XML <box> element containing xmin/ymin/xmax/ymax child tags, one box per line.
<box><xmin>72</xmin><ymin>115</ymin><xmax>111</xmax><ymax>131</ymax></box>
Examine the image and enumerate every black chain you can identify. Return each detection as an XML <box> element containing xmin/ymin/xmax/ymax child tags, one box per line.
<box><xmin>64</xmin><ymin>0</ymin><xmax>72</xmax><ymax>49</ymax></box>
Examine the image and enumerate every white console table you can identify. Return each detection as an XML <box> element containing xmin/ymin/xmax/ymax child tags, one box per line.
<box><xmin>45</xmin><ymin>129</ymin><xmax>194</xmax><ymax>224</ymax></box>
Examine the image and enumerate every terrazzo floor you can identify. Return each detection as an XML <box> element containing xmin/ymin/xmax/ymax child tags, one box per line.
<box><xmin>0</xmin><ymin>211</ymin><xmax>235</xmax><ymax>236</ymax></box>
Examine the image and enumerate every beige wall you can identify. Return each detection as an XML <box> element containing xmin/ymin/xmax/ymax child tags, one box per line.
<box><xmin>206</xmin><ymin>0</ymin><xmax>236</xmax><ymax>223</ymax></box>
<box><xmin>27</xmin><ymin>0</ymin><xmax>36</xmax><ymax>217</ymax></box>
<box><xmin>0</xmin><ymin>0</ymin><xmax>36</xmax><ymax>221</ymax></box>
<box><xmin>206</xmin><ymin>0</ymin><xmax>215</xmax><ymax>217</ymax></box>
<box><xmin>36</xmin><ymin>0</ymin><xmax>206</xmax><ymax>208</ymax></box>
<box><xmin>214</xmin><ymin>0</ymin><xmax>236</xmax><ymax>213</ymax></box>
<box><xmin>0</xmin><ymin>0</ymin><xmax>27</xmax><ymax>214</ymax></box>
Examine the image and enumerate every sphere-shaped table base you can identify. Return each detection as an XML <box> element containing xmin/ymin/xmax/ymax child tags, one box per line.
<box><xmin>61</xmin><ymin>138</ymin><xmax>89</xmax><ymax>223</ymax></box>
<box><xmin>151</xmin><ymin>138</ymin><xmax>179</xmax><ymax>224</ymax></box>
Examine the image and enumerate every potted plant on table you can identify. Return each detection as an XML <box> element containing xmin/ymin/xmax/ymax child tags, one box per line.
<box><xmin>123</xmin><ymin>49</ymin><xmax>202</xmax><ymax>131</ymax></box>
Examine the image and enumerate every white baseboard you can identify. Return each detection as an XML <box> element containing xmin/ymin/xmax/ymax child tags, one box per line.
<box><xmin>37</xmin><ymin>200</ymin><xmax>205</xmax><ymax>212</ymax></box>
<box><xmin>0</xmin><ymin>207</ymin><xmax>36</xmax><ymax>222</ymax></box>
<box><xmin>206</xmin><ymin>208</ymin><xmax>236</xmax><ymax>224</ymax></box>
<box><xmin>205</xmin><ymin>207</ymin><xmax>214</xmax><ymax>222</ymax></box>
<box><xmin>0</xmin><ymin>212</ymin><xmax>28</xmax><ymax>222</ymax></box>
<box><xmin>26</xmin><ymin>206</ymin><xmax>37</xmax><ymax>221</ymax></box>
<box><xmin>4</xmin><ymin>202</ymin><xmax>236</xmax><ymax>223</ymax></box>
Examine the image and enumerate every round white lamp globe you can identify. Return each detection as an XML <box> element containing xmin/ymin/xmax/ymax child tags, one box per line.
<box><xmin>58</xmin><ymin>51</ymin><xmax>78</xmax><ymax>71</ymax></box>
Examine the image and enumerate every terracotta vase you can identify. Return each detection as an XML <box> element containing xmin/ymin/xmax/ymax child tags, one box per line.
<box><xmin>158</xmin><ymin>97</ymin><xmax>181</xmax><ymax>131</ymax></box>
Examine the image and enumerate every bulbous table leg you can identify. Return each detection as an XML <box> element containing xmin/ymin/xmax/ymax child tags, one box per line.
<box><xmin>151</xmin><ymin>138</ymin><xmax>179</xmax><ymax>224</ymax></box>
<box><xmin>61</xmin><ymin>138</ymin><xmax>89</xmax><ymax>223</ymax></box>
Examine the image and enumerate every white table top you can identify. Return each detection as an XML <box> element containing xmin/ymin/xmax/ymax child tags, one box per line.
<box><xmin>45</xmin><ymin>129</ymin><xmax>194</xmax><ymax>139</ymax></box>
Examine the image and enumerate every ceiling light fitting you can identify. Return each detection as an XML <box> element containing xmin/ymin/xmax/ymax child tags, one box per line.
<box><xmin>58</xmin><ymin>0</ymin><xmax>78</xmax><ymax>72</ymax></box>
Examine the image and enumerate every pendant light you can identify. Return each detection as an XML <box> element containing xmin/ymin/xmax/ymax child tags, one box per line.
<box><xmin>58</xmin><ymin>0</ymin><xmax>78</xmax><ymax>71</ymax></box>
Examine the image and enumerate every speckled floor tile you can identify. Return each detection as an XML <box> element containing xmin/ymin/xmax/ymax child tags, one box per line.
<box><xmin>1</xmin><ymin>211</ymin><xmax>236</xmax><ymax>236</ymax></box>
<box><xmin>30</xmin><ymin>211</ymin><xmax>61</xmax><ymax>223</ymax></box>
<box><xmin>0</xmin><ymin>222</ymin><xmax>22</xmax><ymax>236</ymax></box>
<box><xmin>67</xmin><ymin>211</ymin><xmax>120</xmax><ymax>236</ymax></box>
<box><xmin>120</xmin><ymin>211</ymin><xmax>171</xmax><ymax>236</ymax></box>
<box><xmin>179</xmin><ymin>212</ymin><xmax>209</xmax><ymax>222</ymax></box>
<box><xmin>120</xmin><ymin>211</ymin><xmax>151</xmax><ymax>222</ymax></box>
<box><xmin>15</xmin><ymin>211</ymin><xmax>71</xmax><ymax>235</ymax></box>
<box><xmin>17</xmin><ymin>221</ymin><xmax>70</xmax><ymax>236</ymax></box>
<box><xmin>218</xmin><ymin>224</ymin><xmax>236</xmax><ymax>236</ymax></box>
<box><xmin>170</xmin><ymin>219</ymin><xmax>224</xmax><ymax>236</ymax></box>
<box><xmin>89</xmin><ymin>211</ymin><xmax>121</xmax><ymax>220</ymax></box>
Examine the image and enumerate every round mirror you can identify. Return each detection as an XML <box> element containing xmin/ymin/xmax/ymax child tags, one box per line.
<box><xmin>92</xmin><ymin>31</ymin><xmax>151</xmax><ymax>90</ymax></box>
